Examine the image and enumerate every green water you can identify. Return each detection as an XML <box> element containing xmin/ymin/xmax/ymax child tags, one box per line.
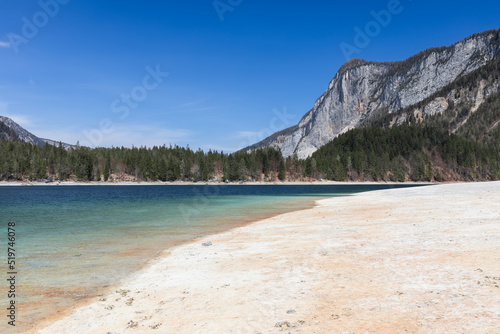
<box><xmin>0</xmin><ymin>184</ymin><xmax>422</xmax><ymax>330</ymax></box>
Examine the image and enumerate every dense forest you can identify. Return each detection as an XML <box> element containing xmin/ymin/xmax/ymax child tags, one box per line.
<box><xmin>1</xmin><ymin>122</ymin><xmax>498</xmax><ymax>182</ymax></box>
<box><xmin>307</xmin><ymin>125</ymin><xmax>499</xmax><ymax>182</ymax></box>
<box><xmin>438</xmin><ymin>93</ymin><xmax>500</xmax><ymax>152</ymax></box>
<box><xmin>0</xmin><ymin>137</ymin><xmax>301</xmax><ymax>182</ymax></box>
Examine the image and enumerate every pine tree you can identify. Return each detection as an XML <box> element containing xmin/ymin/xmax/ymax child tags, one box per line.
<box><xmin>262</xmin><ymin>153</ymin><xmax>269</xmax><ymax>176</ymax></box>
<box><xmin>103</xmin><ymin>156</ymin><xmax>111</xmax><ymax>181</ymax></box>
<box><xmin>278</xmin><ymin>159</ymin><xmax>286</xmax><ymax>181</ymax></box>
<box><xmin>238</xmin><ymin>158</ymin><xmax>247</xmax><ymax>181</ymax></box>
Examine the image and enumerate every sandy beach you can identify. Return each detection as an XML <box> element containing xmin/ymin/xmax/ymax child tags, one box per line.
<box><xmin>33</xmin><ymin>182</ymin><xmax>500</xmax><ymax>334</ymax></box>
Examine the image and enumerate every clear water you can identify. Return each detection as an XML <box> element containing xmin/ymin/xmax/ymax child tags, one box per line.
<box><xmin>0</xmin><ymin>184</ymin><xmax>421</xmax><ymax>331</ymax></box>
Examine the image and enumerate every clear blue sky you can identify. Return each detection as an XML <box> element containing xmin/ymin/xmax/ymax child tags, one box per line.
<box><xmin>0</xmin><ymin>0</ymin><xmax>499</xmax><ymax>151</ymax></box>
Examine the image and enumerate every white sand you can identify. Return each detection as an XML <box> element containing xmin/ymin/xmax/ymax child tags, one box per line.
<box><xmin>34</xmin><ymin>182</ymin><xmax>500</xmax><ymax>333</ymax></box>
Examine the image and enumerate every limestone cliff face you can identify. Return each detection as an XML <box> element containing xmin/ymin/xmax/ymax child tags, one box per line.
<box><xmin>244</xmin><ymin>29</ymin><xmax>500</xmax><ymax>158</ymax></box>
<box><xmin>390</xmin><ymin>71</ymin><xmax>500</xmax><ymax>130</ymax></box>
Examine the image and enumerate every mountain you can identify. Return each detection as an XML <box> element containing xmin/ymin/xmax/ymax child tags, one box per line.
<box><xmin>372</xmin><ymin>56</ymin><xmax>500</xmax><ymax>151</ymax></box>
<box><xmin>0</xmin><ymin>116</ymin><xmax>77</xmax><ymax>149</ymax></box>
<box><xmin>0</xmin><ymin>116</ymin><xmax>46</xmax><ymax>146</ymax></box>
<box><xmin>301</xmin><ymin>44</ymin><xmax>500</xmax><ymax>182</ymax></box>
<box><xmin>0</xmin><ymin>120</ymin><xmax>20</xmax><ymax>142</ymax></box>
<box><xmin>244</xmin><ymin>29</ymin><xmax>500</xmax><ymax>159</ymax></box>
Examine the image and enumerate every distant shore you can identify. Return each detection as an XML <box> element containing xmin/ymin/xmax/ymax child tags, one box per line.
<box><xmin>35</xmin><ymin>181</ymin><xmax>500</xmax><ymax>333</ymax></box>
<box><xmin>0</xmin><ymin>180</ymin><xmax>435</xmax><ymax>186</ymax></box>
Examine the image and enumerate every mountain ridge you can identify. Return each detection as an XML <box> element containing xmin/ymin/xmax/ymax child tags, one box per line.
<box><xmin>243</xmin><ymin>28</ymin><xmax>500</xmax><ymax>158</ymax></box>
<box><xmin>0</xmin><ymin>116</ymin><xmax>77</xmax><ymax>149</ymax></box>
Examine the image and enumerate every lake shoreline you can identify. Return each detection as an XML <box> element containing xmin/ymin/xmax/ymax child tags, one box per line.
<box><xmin>21</xmin><ymin>194</ymin><xmax>321</xmax><ymax>334</ymax></box>
<box><xmin>0</xmin><ymin>180</ymin><xmax>435</xmax><ymax>186</ymax></box>
<box><xmin>5</xmin><ymin>185</ymin><xmax>342</xmax><ymax>333</ymax></box>
<box><xmin>34</xmin><ymin>181</ymin><xmax>500</xmax><ymax>333</ymax></box>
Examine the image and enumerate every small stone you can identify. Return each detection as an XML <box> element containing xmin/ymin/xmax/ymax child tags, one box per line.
<box><xmin>275</xmin><ymin>321</ymin><xmax>291</xmax><ymax>328</ymax></box>
<box><xmin>126</xmin><ymin>320</ymin><xmax>138</xmax><ymax>328</ymax></box>
<box><xmin>286</xmin><ymin>309</ymin><xmax>296</xmax><ymax>314</ymax></box>
<box><xmin>202</xmin><ymin>241</ymin><xmax>212</xmax><ymax>246</ymax></box>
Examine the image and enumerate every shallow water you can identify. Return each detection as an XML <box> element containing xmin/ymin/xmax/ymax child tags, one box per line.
<box><xmin>0</xmin><ymin>184</ymin><xmax>420</xmax><ymax>331</ymax></box>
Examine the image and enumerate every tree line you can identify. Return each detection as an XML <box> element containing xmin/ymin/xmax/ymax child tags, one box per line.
<box><xmin>0</xmin><ymin>139</ymin><xmax>304</xmax><ymax>182</ymax></box>
<box><xmin>306</xmin><ymin>124</ymin><xmax>499</xmax><ymax>182</ymax></box>
<box><xmin>1</xmin><ymin>123</ymin><xmax>498</xmax><ymax>182</ymax></box>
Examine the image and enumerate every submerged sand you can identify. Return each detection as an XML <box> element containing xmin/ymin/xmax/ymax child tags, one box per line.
<box><xmin>34</xmin><ymin>182</ymin><xmax>500</xmax><ymax>333</ymax></box>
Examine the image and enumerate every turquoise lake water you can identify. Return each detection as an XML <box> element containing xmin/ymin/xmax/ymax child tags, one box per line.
<box><xmin>0</xmin><ymin>184</ymin><xmax>421</xmax><ymax>330</ymax></box>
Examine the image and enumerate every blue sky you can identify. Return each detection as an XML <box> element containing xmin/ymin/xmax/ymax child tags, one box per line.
<box><xmin>0</xmin><ymin>0</ymin><xmax>499</xmax><ymax>152</ymax></box>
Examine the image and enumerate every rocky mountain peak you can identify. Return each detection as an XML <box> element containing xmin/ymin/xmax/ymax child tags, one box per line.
<box><xmin>337</xmin><ymin>58</ymin><xmax>380</xmax><ymax>75</ymax></box>
<box><xmin>244</xmin><ymin>28</ymin><xmax>500</xmax><ymax>159</ymax></box>
<box><xmin>0</xmin><ymin>116</ymin><xmax>77</xmax><ymax>149</ymax></box>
